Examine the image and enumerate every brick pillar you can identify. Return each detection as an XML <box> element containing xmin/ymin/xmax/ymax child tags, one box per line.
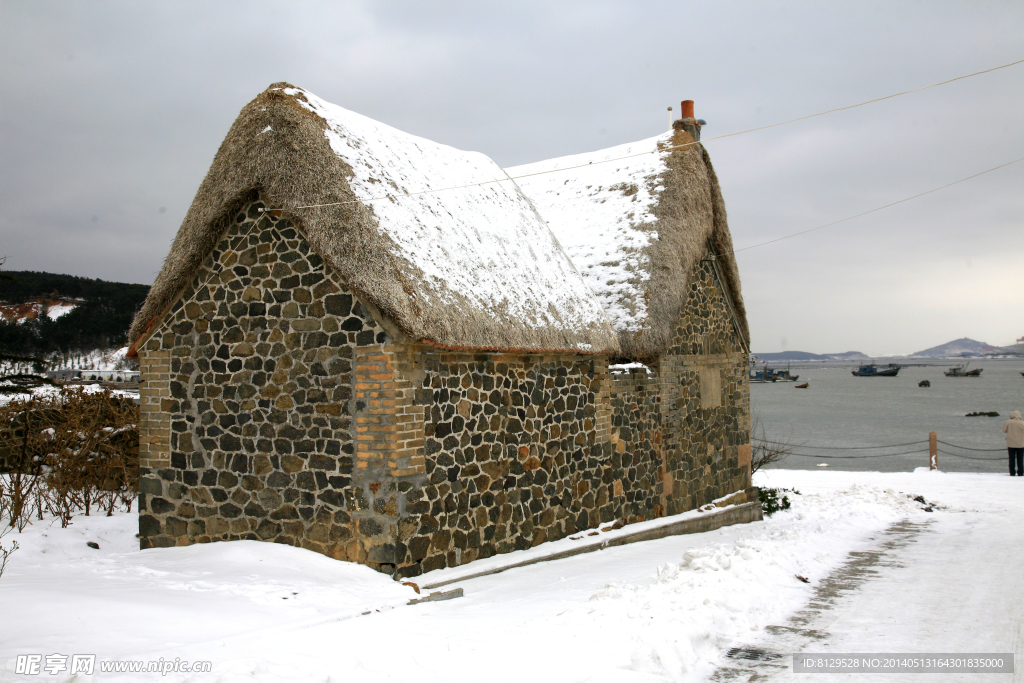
<box><xmin>138</xmin><ymin>348</ymin><xmax>171</xmax><ymax>468</ymax></box>
<box><xmin>353</xmin><ymin>344</ymin><xmax>425</xmax><ymax>475</ymax></box>
<box><xmin>593</xmin><ymin>358</ymin><xmax>613</xmax><ymax>447</ymax></box>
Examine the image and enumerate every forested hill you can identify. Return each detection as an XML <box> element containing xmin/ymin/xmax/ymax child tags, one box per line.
<box><xmin>0</xmin><ymin>270</ymin><xmax>150</xmax><ymax>355</ymax></box>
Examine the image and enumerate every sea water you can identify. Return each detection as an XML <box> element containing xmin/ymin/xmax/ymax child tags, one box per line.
<box><xmin>751</xmin><ymin>358</ymin><xmax>1024</xmax><ymax>473</ymax></box>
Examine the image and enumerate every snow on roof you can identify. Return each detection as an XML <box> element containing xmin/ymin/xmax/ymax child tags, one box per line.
<box><xmin>131</xmin><ymin>84</ymin><xmax>619</xmax><ymax>354</ymax></box>
<box><xmin>509</xmin><ymin>128</ymin><xmax>748</xmax><ymax>360</ymax></box>
<box><xmin>507</xmin><ymin>133</ymin><xmax>673</xmax><ymax>334</ymax></box>
<box><xmin>279</xmin><ymin>86</ymin><xmax>614</xmax><ymax>348</ymax></box>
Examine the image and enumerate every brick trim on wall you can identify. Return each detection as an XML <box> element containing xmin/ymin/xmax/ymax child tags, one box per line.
<box><xmin>354</xmin><ymin>343</ymin><xmax>425</xmax><ymax>477</ymax></box>
<box><xmin>138</xmin><ymin>349</ymin><xmax>171</xmax><ymax>468</ymax></box>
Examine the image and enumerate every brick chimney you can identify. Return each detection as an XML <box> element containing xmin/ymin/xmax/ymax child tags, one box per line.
<box><xmin>673</xmin><ymin>99</ymin><xmax>706</xmax><ymax>141</ymax></box>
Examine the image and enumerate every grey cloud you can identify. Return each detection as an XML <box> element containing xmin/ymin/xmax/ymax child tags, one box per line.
<box><xmin>1</xmin><ymin>0</ymin><xmax>1021</xmax><ymax>354</ymax></box>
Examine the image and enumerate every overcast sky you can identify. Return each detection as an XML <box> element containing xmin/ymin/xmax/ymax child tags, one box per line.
<box><xmin>1</xmin><ymin>0</ymin><xmax>1021</xmax><ymax>355</ymax></box>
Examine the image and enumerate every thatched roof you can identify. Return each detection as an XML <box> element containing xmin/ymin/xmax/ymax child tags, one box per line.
<box><xmin>508</xmin><ymin>123</ymin><xmax>749</xmax><ymax>361</ymax></box>
<box><xmin>129</xmin><ymin>84</ymin><xmax>618</xmax><ymax>354</ymax></box>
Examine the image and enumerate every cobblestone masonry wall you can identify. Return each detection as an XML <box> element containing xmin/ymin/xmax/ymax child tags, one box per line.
<box><xmin>392</xmin><ymin>352</ymin><xmax>622</xmax><ymax>577</ymax></box>
<box><xmin>137</xmin><ymin>200</ymin><xmax>403</xmax><ymax>565</ymax></box>
<box><xmin>659</xmin><ymin>256</ymin><xmax>750</xmax><ymax>511</ymax></box>
<box><xmin>387</xmin><ymin>255</ymin><xmax>750</xmax><ymax>578</ymax></box>
<box><xmin>137</xmin><ymin>199</ymin><xmax>749</xmax><ymax>576</ymax></box>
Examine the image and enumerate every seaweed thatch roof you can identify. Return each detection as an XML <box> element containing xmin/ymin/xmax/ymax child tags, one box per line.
<box><xmin>508</xmin><ymin>124</ymin><xmax>749</xmax><ymax>361</ymax></box>
<box><xmin>129</xmin><ymin>84</ymin><xmax>617</xmax><ymax>354</ymax></box>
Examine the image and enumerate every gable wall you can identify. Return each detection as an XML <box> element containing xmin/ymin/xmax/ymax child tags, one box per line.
<box><xmin>137</xmin><ymin>201</ymin><xmax>404</xmax><ymax>565</ymax></box>
<box><xmin>658</xmin><ymin>255</ymin><xmax>751</xmax><ymax>508</ymax></box>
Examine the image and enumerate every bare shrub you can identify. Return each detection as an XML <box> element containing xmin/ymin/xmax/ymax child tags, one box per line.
<box><xmin>750</xmin><ymin>412</ymin><xmax>796</xmax><ymax>476</ymax></box>
<box><xmin>0</xmin><ymin>388</ymin><xmax>138</xmax><ymax>533</ymax></box>
<box><xmin>0</xmin><ymin>478</ymin><xmax>18</xmax><ymax>578</ymax></box>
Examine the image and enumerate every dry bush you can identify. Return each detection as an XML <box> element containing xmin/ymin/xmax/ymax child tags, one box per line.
<box><xmin>0</xmin><ymin>479</ymin><xmax>17</xmax><ymax>579</ymax></box>
<box><xmin>0</xmin><ymin>388</ymin><xmax>139</xmax><ymax>533</ymax></box>
<box><xmin>750</xmin><ymin>412</ymin><xmax>796</xmax><ymax>476</ymax></box>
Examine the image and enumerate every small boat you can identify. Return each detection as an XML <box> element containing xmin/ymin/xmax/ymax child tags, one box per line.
<box><xmin>945</xmin><ymin>363</ymin><xmax>982</xmax><ymax>377</ymax></box>
<box><xmin>851</xmin><ymin>363</ymin><xmax>900</xmax><ymax>377</ymax></box>
<box><xmin>795</xmin><ymin>382</ymin><xmax>809</xmax><ymax>389</ymax></box>
<box><xmin>918</xmin><ymin>380</ymin><xmax>931</xmax><ymax>387</ymax></box>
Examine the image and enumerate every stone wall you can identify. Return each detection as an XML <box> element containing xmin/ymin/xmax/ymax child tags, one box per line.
<box><xmin>383</xmin><ymin>251</ymin><xmax>750</xmax><ymax>578</ymax></box>
<box><xmin>137</xmin><ymin>199</ymin><xmax>750</xmax><ymax>577</ymax></box>
<box><xmin>391</xmin><ymin>352</ymin><xmax>612</xmax><ymax>577</ymax></box>
<box><xmin>659</xmin><ymin>254</ymin><xmax>751</xmax><ymax>510</ymax></box>
<box><xmin>137</xmin><ymin>200</ymin><xmax>397</xmax><ymax>564</ymax></box>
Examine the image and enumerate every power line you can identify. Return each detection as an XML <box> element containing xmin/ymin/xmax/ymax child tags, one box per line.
<box><xmin>286</xmin><ymin>57</ymin><xmax>1024</xmax><ymax>213</ymax></box>
<box><xmin>705</xmin><ymin>57</ymin><xmax>1024</xmax><ymax>144</ymax></box>
<box><xmin>735</xmin><ymin>156</ymin><xmax>1024</xmax><ymax>252</ymax></box>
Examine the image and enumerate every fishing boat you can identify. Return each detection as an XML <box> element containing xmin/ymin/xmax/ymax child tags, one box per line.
<box><xmin>945</xmin><ymin>363</ymin><xmax>982</xmax><ymax>377</ymax></box>
<box><xmin>768</xmin><ymin>366</ymin><xmax>799</xmax><ymax>382</ymax></box>
<box><xmin>749</xmin><ymin>367</ymin><xmax>800</xmax><ymax>382</ymax></box>
<box><xmin>747</xmin><ymin>356</ymin><xmax>799</xmax><ymax>383</ymax></box>
<box><xmin>851</xmin><ymin>363</ymin><xmax>900</xmax><ymax>377</ymax></box>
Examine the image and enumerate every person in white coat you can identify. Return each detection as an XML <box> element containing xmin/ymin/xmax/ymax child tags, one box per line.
<box><xmin>1003</xmin><ymin>411</ymin><xmax>1024</xmax><ymax>476</ymax></box>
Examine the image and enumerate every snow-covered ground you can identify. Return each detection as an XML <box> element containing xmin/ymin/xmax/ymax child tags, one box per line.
<box><xmin>45</xmin><ymin>347</ymin><xmax>131</xmax><ymax>373</ymax></box>
<box><xmin>0</xmin><ymin>382</ymin><xmax>138</xmax><ymax>407</ymax></box>
<box><xmin>44</xmin><ymin>303</ymin><xmax>77</xmax><ymax>321</ymax></box>
<box><xmin>1</xmin><ymin>347</ymin><xmax>133</xmax><ymax>379</ymax></box>
<box><xmin>1</xmin><ymin>469</ymin><xmax>1020</xmax><ymax>682</ymax></box>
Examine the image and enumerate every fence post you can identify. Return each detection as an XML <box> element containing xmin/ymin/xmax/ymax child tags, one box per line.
<box><xmin>929</xmin><ymin>432</ymin><xmax>938</xmax><ymax>470</ymax></box>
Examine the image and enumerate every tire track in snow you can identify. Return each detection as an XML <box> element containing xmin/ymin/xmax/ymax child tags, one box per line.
<box><xmin>713</xmin><ymin>518</ymin><xmax>934</xmax><ymax>681</ymax></box>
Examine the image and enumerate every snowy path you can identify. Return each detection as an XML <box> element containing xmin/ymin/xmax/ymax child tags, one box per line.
<box><xmin>720</xmin><ymin>470</ymin><xmax>1023</xmax><ymax>682</ymax></box>
<box><xmin>1</xmin><ymin>470</ymin><xmax>1020</xmax><ymax>682</ymax></box>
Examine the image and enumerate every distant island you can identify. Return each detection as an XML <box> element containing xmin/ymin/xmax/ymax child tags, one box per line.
<box><xmin>909</xmin><ymin>337</ymin><xmax>1007</xmax><ymax>358</ymax></box>
<box><xmin>752</xmin><ymin>351</ymin><xmax>869</xmax><ymax>361</ymax></box>
<box><xmin>755</xmin><ymin>336</ymin><xmax>1023</xmax><ymax>361</ymax></box>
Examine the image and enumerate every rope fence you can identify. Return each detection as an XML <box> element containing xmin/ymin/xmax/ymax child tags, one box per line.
<box><xmin>754</xmin><ymin>436</ymin><xmax>1007</xmax><ymax>462</ymax></box>
<box><xmin>936</xmin><ymin>439</ymin><xmax>1004</xmax><ymax>452</ymax></box>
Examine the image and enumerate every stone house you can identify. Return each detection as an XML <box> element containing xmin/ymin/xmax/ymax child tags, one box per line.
<box><xmin>128</xmin><ymin>85</ymin><xmax>752</xmax><ymax>578</ymax></box>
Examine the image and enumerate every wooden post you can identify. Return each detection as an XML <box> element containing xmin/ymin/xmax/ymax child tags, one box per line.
<box><xmin>929</xmin><ymin>431</ymin><xmax>938</xmax><ymax>470</ymax></box>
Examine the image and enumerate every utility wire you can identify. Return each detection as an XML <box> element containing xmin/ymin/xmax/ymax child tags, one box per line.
<box><xmin>286</xmin><ymin>57</ymin><xmax>1024</xmax><ymax>213</ymax></box>
<box><xmin>735</xmin><ymin>156</ymin><xmax>1024</xmax><ymax>252</ymax></box>
<box><xmin>707</xmin><ymin>57</ymin><xmax>1024</xmax><ymax>144</ymax></box>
